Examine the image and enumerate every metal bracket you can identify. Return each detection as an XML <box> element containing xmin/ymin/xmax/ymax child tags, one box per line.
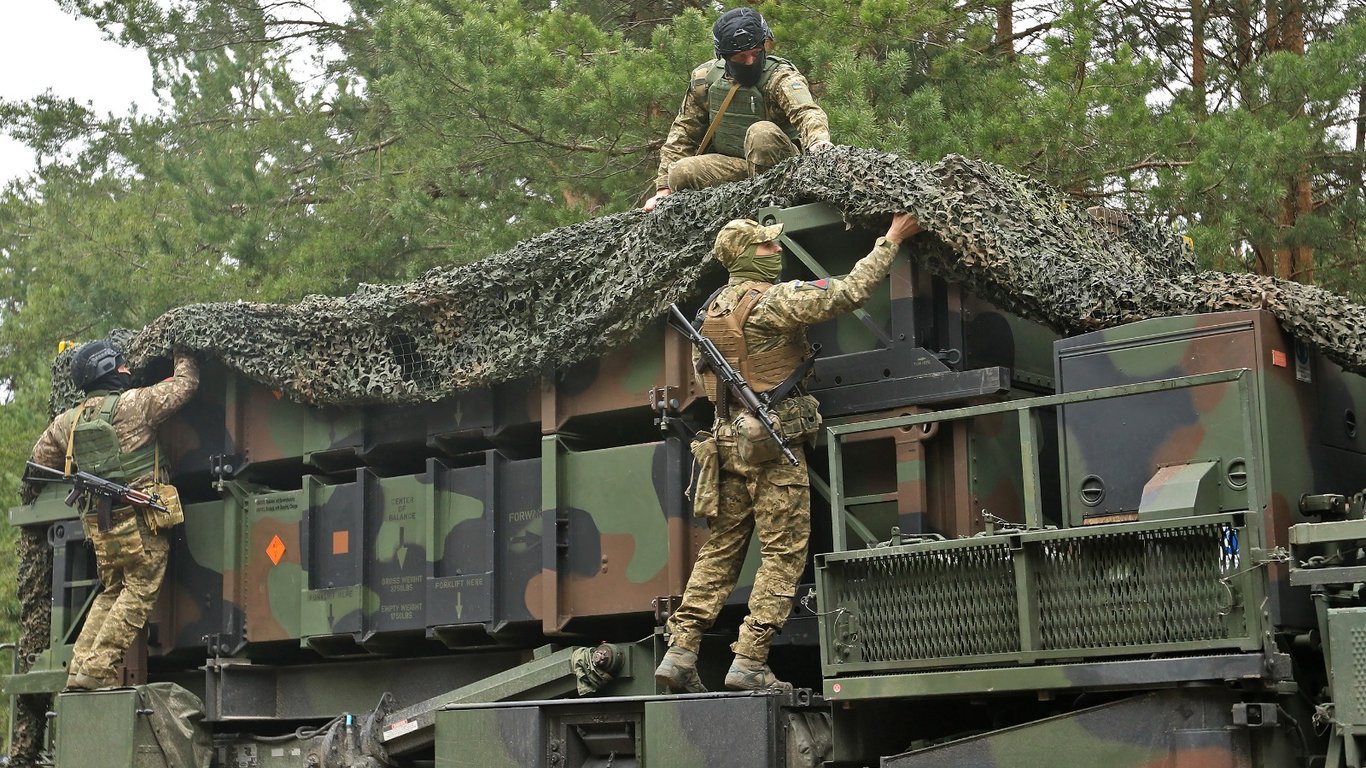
<box><xmin>209</xmin><ymin>453</ymin><xmax>244</xmax><ymax>492</ymax></box>
<box><xmin>652</xmin><ymin>595</ymin><xmax>682</xmax><ymax>626</ymax></box>
<box><xmin>1231</xmin><ymin>702</ymin><xmax>1279</xmax><ymax>727</ymax></box>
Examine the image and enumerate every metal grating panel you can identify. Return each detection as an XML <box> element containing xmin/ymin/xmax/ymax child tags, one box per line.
<box><xmin>1036</xmin><ymin>524</ymin><xmax>1235</xmax><ymax>650</ymax></box>
<box><xmin>825</xmin><ymin>519</ymin><xmax>1248</xmax><ymax>669</ymax></box>
<box><xmin>1353</xmin><ymin>626</ymin><xmax>1366</xmax><ymax>721</ymax></box>
<box><xmin>1327</xmin><ymin>608</ymin><xmax>1366</xmax><ymax>726</ymax></box>
<box><xmin>837</xmin><ymin>543</ymin><xmax>1018</xmax><ymax>662</ymax></box>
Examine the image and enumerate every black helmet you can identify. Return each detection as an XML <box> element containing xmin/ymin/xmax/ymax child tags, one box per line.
<box><xmin>69</xmin><ymin>340</ymin><xmax>125</xmax><ymax>391</ymax></box>
<box><xmin>713</xmin><ymin>8</ymin><xmax>771</xmax><ymax>59</ymax></box>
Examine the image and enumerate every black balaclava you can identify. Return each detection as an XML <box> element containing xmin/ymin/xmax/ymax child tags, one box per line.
<box><xmin>726</xmin><ymin>50</ymin><xmax>767</xmax><ymax>87</ymax></box>
<box><xmin>713</xmin><ymin>8</ymin><xmax>769</xmax><ymax>86</ymax></box>
<box><xmin>90</xmin><ymin>370</ymin><xmax>133</xmax><ymax>392</ymax></box>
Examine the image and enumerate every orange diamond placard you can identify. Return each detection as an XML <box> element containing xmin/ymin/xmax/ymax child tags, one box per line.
<box><xmin>266</xmin><ymin>535</ymin><xmax>286</xmax><ymax>565</ymax></box>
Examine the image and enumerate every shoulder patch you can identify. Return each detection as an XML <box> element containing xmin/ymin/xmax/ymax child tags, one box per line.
<box><xmin>794</xmin><ymin>279</ymin><xmax>829</xmax><ymax>291</ymax></box>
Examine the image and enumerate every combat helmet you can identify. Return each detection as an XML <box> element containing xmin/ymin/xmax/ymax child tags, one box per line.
<box><xmin>69</xmin><ymin>340</ymin><xmax>125</xmax><ymax>392</ymax></box>
<box><xmin>713</xmin><ymin>8</ymin><xmax>772</xmax><ymax>59</ymax></box>
<box><xmin>714</xmin><ymin>218</ymin><xmax>784</xmax><ymax>269</ymax></box>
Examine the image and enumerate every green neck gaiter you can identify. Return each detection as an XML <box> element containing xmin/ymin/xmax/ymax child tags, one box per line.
<box><xmin>728</xmin><ymin>244</ymin><xmax>782</xmax><ymax>282</ymax></box>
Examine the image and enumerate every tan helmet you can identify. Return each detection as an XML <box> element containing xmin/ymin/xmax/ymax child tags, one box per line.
<box><xmin>713</xmin><ymin>219</ymin><xmax>784</xmax><ymax>269</ymax></box>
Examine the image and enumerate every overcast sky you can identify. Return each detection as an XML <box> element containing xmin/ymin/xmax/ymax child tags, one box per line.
<box><xmin>0</xmin><ymin>4</ymin><xmax>158</xmax><ymax>185</ymax></box>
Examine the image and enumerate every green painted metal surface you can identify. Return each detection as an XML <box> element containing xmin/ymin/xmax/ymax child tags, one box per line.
<box><xmin>53</xmin><ymin>689</ymin><xmax>143</xmax><ymax>767</ymax></box>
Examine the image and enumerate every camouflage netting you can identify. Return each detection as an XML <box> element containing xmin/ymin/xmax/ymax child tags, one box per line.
<box><xmin>10</xmin><ymin>527</ymin><xmax>52</xmax><ymax>766</ymax></box>
<box><xmin>68</xmin><ymin>147</ymin><xmax>1364</xmax><ymax>406</ymax></box>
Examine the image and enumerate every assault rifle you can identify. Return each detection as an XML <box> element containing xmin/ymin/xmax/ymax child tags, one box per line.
<box><xmin>24</xmin><ymin>461</ymin><xmax>168</xmax><ymax>533</ymax></box>
<box><xmin>666</xmin><ymin>303</ymin><xmax>799</xmax><ymax>466</ymax></box>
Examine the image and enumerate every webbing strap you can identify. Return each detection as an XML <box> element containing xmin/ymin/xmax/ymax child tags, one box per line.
<box><xmin>769</xmin><ymin>344</ymin><xmax>822</xmax><ymax>404</ymax></box>
<box><xmin>62</xmin><ymin>401</ymin><xmax>92</xmax><ymax>476</ymax></box>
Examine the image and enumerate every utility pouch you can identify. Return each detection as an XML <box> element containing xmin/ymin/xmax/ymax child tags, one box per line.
<box><xmin>733</xmin><ymin>411</ymin><xmax>784</xmax><ymax>466</ymax></box>
<box><xmin>779</xmin><ymin>394</ymin><xmax>823</xmax><ymax>446</ymax></box>
<box><xmin>686</xmin><ymin>431</ymin><xmax>720</xmax><ymax>519</ymax></box>
<box><xmin>143</xmin><ymin>483</ymin><xmax>185</xmax><ymax>533</ymax></box>
<box><xmin>142</xmin><ymin>444</ymin><xmax>184</xmax><ymax>533</ymax></box>
<box><xmin>89</xmin><ymin>510</ymin><xmax>145</xmax><ymax>572</ymax></box>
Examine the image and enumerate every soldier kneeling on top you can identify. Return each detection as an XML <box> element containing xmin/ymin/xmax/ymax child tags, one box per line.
<box><xmin>643</xmin><ymin>7</ymin><xmax>834</xmax><ymax>212</ymax></box>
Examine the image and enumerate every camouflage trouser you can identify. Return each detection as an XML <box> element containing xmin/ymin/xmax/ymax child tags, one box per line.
<box><xmin>666</xmin><ymin>441</ymin><xmax>809</xmax><ymax>662</ymax></box>
<box><xmin>72</xmin><ymin>509</ymin><xmax>169</xmax><ymax>681</ymax></box>
<box><xmin>667</xmin><ymin>121</ymin><xmax>800</xmax><ymax>191</ymax></box>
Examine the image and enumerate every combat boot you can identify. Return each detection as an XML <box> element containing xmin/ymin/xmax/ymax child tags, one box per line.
<box><xmin>654</xmin><ymin>646</ymin><xmax>707</xmax><ymax>693</ymax></box>
<box><xmin>63</xmin><ymin>672</ymin><xmax>110</xmax><ymax>691</ymax></box>
<box><xmin>724</xmin><ymin>655</ymin><xmax>793</xmax><ymax>692</ymax></box>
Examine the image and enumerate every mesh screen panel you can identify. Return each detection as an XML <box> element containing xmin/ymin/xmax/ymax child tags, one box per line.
<box><xmin>829</xmin><ymin>520</ymin><xmax>1241</xmax><ymax>665</ymax></box>
<box><xmin>1035</xmin><ymin>524</ymin><xmax>1234</xmax><ymax>649</ymax></box>
<box><xmin>837</xmin><ymin>543</ymin><xmax>1019</xmax><ymax>662</ymax></box>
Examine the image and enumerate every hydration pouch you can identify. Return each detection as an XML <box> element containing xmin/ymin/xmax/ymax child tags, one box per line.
<box><xmin>686</xmin><ymin>431</ymin><xmax>720</xmax><ymax>518</ymax></box>
<box><xmin>733</xmin><ymin>411</ymin><xmax>784</xmax><ymax>466</ymax></box>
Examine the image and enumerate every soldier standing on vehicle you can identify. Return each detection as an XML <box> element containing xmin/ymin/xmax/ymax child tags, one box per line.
<box><xmin>27</xmin><ymin>341</ymin><xmax>198</xmax><ymax>691</ymax></box>
<box><xmin>642</xmin><ymin>8</ymin><xmax>833</xmax><ymax>212</ymax></box>
<box><xmin>656</xmin><ymin>212</ymin><xmax>922</xmax><ymax>692</ymax></box>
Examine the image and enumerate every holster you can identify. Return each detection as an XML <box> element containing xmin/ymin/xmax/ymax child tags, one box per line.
<box><xmin>686</xmin><ymin>431</ymin><xmax>720</xmax><ymax>519</ymax></box>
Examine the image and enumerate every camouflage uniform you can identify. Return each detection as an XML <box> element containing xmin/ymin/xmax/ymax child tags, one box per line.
<box><xmin>655</xmin><ymin>58</ymin><xmax>831</xmax><ymax>193</ymax></box>
<box><xmin>667</xmin><ymin>225</ymin><xmax>900</xmax><ymax>663</ymax></box>
<box><xmin>30</xmin><ymin>353</ymin><xmax>199</xmax><ymax>685</ymax></box>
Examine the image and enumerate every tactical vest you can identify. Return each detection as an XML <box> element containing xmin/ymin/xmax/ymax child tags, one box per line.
<box><xmin>704</xmin><ymin>57</ymin><xmax>802</xmax><ymax>158</ymax></box>
<box><xmin>698</xmin><ymin>282</ymin><xmax>807</xmax><ymax>402</ymax></box>
<box><xmin>68</xmin><ymin>393</ymin><xmax>157</xmax><ymax>483</ymax></box>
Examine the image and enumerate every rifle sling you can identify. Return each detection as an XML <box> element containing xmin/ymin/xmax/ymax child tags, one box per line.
<box><xmin>768</xmin><ymin>344</ymin><xmax>822</xmax><ymax>405</ymax></box>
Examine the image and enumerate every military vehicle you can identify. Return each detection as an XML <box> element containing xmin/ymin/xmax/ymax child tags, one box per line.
<box><xmin>7</xmin><ymin>200</ymin><xmax>1366</xmax><ymax>768</ymax></box>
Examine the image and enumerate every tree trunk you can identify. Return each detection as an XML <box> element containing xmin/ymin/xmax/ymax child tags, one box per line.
<box><xmin>1191</xmin><ymin>0</ymin><xmax>1207</xmax><ymax>118</ymax></box>
<box><xmin>1276</xmin><ymin>0</ymin><xmax>1313</xmax><ymax>282</ymax></box>
<box><xmin>996</xmin><ymin>0</ymin><xmax>1016</xmax><ymax>61</ymax></box>
<box><xmin>1232</xmin><ymin>0</ymin><xmax>1255</xmax><ymax>106</ymax></box>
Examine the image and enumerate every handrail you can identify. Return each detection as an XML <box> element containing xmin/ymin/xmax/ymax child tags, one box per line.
<box><xmin>825</xmin><ymin>368</ymin><xmax>1256</xmax><ymax>551</ymax></box>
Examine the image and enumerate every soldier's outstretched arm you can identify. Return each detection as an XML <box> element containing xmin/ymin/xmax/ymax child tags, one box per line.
<box><xmin>123</xmin><ymin>352</ymin><xmax>201</xmax><ymax>428</ymax></box>
<box><xmin>754</xmin><ymin>213</ymin><xmax>922</xmax><ymax>331</ymax></box>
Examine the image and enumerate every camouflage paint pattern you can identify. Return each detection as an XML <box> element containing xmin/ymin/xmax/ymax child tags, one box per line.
<box><xmin>535</xmin><ymin>438</ymin><xmax>696</xmax><ymax>632</ymax></box>
<box><xmin>158</xmin><ymin>361</ymin><xmax>544</xmax><ymax>483</ymax></box>
<box><xmin>436</xmin><ymin>691</ymin><xmax>827</xmax><ymax>768</ymax></box>
<box><xmin>16</xmin><ymin>200</ymin><xmax>1153</xmax><ymax>768</ymax></box>
<box><xmin>872</xmin><ymin>689</ymin><xmax>1296</xmax><ymax>768</ymax></box>
<box><xmin>1056</xmin><ymin>310</ymin><xmax>1366</xmax><ymax>627</ymax></box>
<box><xmin>544</xmin><ymin>321</ymin><xmax>702</xmax><ymax>434</ymax></box>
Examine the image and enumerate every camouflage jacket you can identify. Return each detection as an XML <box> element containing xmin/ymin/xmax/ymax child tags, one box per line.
<box><xmin>31</xmin><ymin>353</ymin><xmax>200</xmax><ymax>488</ymax></box>
<box><xmin>654</xmin><ymin>57</ymin><xmax>832</xmax><ymax>190</ymax></box>
<box><xmin>699</xmin><ymin>236</ymin><xmax>900</xmax><ymax>366</ymax></box>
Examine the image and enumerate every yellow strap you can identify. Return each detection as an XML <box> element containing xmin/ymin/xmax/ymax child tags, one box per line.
<box><xmin>696</xmin><ymin>82</ymin><xmax>741</xmax><ymax>156</ymax></box>
<box><xmin>63</xmin><ymin>401</ymin><xmax>92</xmax><ymax>476</ymax></box>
